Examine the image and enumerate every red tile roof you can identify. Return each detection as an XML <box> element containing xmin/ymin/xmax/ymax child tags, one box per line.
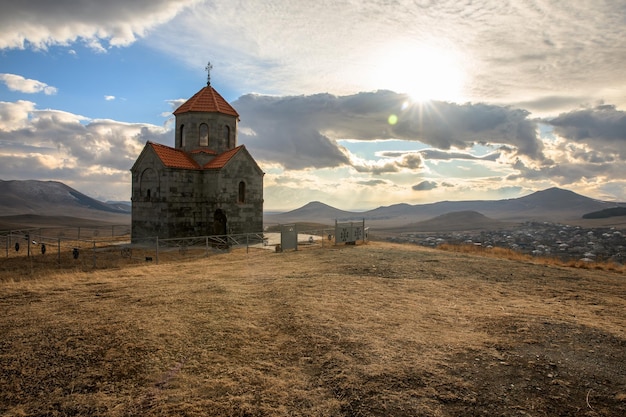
<box><xmin>147</xmin><ymin>142</ymin><xmax>246</xmax><ymax>171</ymax></box>
<box><xmin>204</xmin><ymin>146</ymin><xmax>243</xmax><ymax>169</ymax></box>
<box><xmin>173</xmin><ymin>86</ymin><xmax>239</xmax><ymax>117</ymax></box>
<box><xmin>149</xmin><ymin>142</ymin><xmax>200</xmax><ymax>169</ymax></box>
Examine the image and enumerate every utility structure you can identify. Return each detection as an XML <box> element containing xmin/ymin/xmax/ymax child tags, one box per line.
<box><xmin>131</xmin><ymin>64</ymin><xmax>264</xmax><ymax>240</ymax></box>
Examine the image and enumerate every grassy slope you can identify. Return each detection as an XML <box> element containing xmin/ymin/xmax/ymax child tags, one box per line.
<box><xmin>1</xmin><ymin>242</ymin><xmax>625</xmax><ymax>416</ymax></box>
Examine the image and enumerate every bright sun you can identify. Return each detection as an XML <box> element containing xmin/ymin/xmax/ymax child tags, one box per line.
<box><xmin>371</xmin><ymin>41</ymin><xmax>465</xmax><ymax>103</ymax></box>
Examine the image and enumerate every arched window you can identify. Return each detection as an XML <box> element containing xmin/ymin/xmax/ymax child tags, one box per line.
<box><xmin>199</xmin><ymin>123</ymin><xmax>209</xmax><ymax>147</ymax></box>
<box><xmin>224</xmin><ymin>125</ymin><xmax>230</xmax><ymax>147</ymax></box>
<box><xmin>238</xmin><ymin>181</ymin><xmax>246</xmax><ymax>203</ymax></box>
<box><xmin>180</xmin><ymin>124</ymin><xmax>186</xmax><ymax>147</ymax></box>
<box><xmin>140</xmin><ymin>168</ymin><xmax>158</xmax><ymax>200</ymax></box>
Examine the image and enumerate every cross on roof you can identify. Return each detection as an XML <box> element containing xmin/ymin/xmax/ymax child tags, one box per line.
<box><xmin>205</xmin><ymin>61</ymin><xmax>213</xmax><ymax>86</ymax></box>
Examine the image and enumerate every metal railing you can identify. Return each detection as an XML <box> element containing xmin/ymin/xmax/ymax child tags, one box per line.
<box><xmin>1</xmin><ymin>224</ymin><xmax>368</xmax><ymax>278</ymax></box>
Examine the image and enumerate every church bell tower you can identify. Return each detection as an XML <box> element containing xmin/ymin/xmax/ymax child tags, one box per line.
<box><xmin>173</xmin><ymin>62</ymin><xmax>239</xmax><ymax>157</ymax></box>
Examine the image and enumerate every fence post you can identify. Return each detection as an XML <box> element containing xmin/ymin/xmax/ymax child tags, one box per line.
<box><xmin>246</xmin><ymin>233</ymin><xmax>249</xmax><ymax>253</ymax></box>
<box><xmin>363</xmin><ymin>218</ymin><xmax>366</xmax><ymax>243</ymax></box>
<box><xmin>93</xmin><ymin>240</ymin><xmax>96</xmax><ymax>269</ymax></box>
<box><xmin>57</xmin><ymin>238</ymin><xmax>61</xmax><ymax>267</ymax></box>
<box><xmin>156</xmin><ymin>236</ymin><xmax>159</xmax><ymax>265</ymax></box>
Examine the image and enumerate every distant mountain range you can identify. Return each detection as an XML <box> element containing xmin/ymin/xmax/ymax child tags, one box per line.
<box><xmin>265</xmin><ymin>187</ymin><xmax>626</xmax><ymax>231</ymax></box>
<box><xmin>2</xmin><ymin>180</ymin><xmax>626</xmax><ymax>232</ymax></box>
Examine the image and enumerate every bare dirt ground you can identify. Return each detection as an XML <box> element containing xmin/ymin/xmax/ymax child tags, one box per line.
<box><xmin>1</xmin><ymin>241</ymin><xmax>625</xmax><ymax>416</ymax></box>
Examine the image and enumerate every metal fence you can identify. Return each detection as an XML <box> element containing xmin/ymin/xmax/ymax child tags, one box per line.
<box><xmin>2</xmin><ymin>229</ymin><xmax>135</xmax><ymax>274</ymax></box>
<box><xmin>275</xmin><ymin>224</ymin><xmax>369</xmax><ymax>251</ymax></box>
<box><xmin>1</xmin><ymin>223</ymin><xmax>368</xmax><ymax>278</ymax></box>
<box><xmin>1</xmin><ymin>230</ymin><xmax>268</xmax><ymax>271</ymax></box>
<box><xmin>3</xmin><ymin>224</ymin><xmax>131</xmax><ymax>241</ymax></box>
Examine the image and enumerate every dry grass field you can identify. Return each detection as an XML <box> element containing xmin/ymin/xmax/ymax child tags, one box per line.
<box><xmin>1</xmin><ymin>241</ymin><xmax>625</xmax><ymax>416</ymax></box>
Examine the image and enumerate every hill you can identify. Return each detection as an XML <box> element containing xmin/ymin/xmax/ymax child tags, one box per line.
<box><xmin>583</xmin><ymin>206</ymin><xmax>626</xmax><ymax>219</ymax></box>
<box><xmin>0</xmin><ymin>214</ymin><xmax>127</xmax><ymax>231</ymax></box>
<box><xmin>1</xmin><ymin>242</ymin><xmax>624</xmax><ymax>416</ymax></box>
<box><xmin>398</xmin><ymin>210</ymin><xmax>514</xmax><ymax>232</ymax></box>
<box><xmin>265</xmin><ymin>201</ymin><xmax>361</xmax><ymax>226</ymax></box>
<box><xmin>0</xmin><ymin>180</ymin><xmax>130</xmax><ymax>228</ymax></box>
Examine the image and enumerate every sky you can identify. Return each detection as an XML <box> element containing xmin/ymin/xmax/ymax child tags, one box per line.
<box><xmin>1</xmin><ymin>0</ymin><xmax>626</xmax><ymax>211</ymax></box>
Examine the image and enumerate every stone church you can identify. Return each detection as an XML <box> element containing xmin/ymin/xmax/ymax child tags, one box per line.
<box><xmin>130</xmin><ymin>76</ymin><xmax>264</xmax><ymax>240</ymax></box>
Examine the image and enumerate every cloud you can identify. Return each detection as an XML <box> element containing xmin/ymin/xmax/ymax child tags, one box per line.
<box><xmin>0</xmin><ymin>0</ymin><xmax>198</xmax><ymax>50</ymax></box>
<box><xmin>0</xmin><ymin>100</ymin><xmax>37</xmax><ymax>130</ymax></box>
<box><xmin>513</xmin><ymin>95</ymin><xmax>590</xmax><ymax>116</ymax></box>
<box><xmin>0</xmin><ymin>100</ymin><xmax>169</xmax><ymax>200</ymax></box>
<box><xmin>147</xmin><ymin>1</ymin><xmax>626</xmax><ymax>113</ymax></box>
<box><xmin>0</xmin><ymin>73</ymin><xmax>57</xmax><ymax>95</ymax></box>
<box><xmin>417</xmin><ymin>149</ymin><xmax>501</xmax><ymax>162</ymax></box>
<box><xmin>494</xmin><ymin>108</ymin><xmax>626</xmax><ymax>198</ymax></box>
<box><xmin>412</xmin><ymin>181</ymin><xmax>438</xmax><ymax>191</ymax></box>
<box><xmin>348</xmin><ymin>152</ymin><xmax>424</xmax><ymax>175</ymax></box>
<box><xmin>542</xmin><ymin>105</ymin><xmax>626</xmax><ymax>168</ymax></box>
<box><xmin>506</xmin><ymin>157</ymin><xmax>613</xmax><ymax>186</ymax></box>
<box><xmin>104</xmin><ymin>95</ymin><xmax>116</xmax><ymax>101</ymax></box>
<box><xmin>548</xmin><ymin>105</ymin><xmax>626</xmax><ymax>143</ymax></box>
<box><xmin>234</xmin><ymin>91</ymin><xmax>542</xmax><ymax>171</ymax></box>
<box><xmin>357</xmin><ymin>179</ymin><xmax>388</xmax><ymax>187</ymax></box>
<box><xmin>234</xmin><ymin>94</ymin><xmax>351</xmax><ymax>170</ymax></box>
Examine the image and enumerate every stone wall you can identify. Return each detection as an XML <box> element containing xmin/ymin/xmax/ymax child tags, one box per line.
<box><xmin>215</xmin><ymin>152</ymin><xmax>264</xmax><ymax>234</ymax></box>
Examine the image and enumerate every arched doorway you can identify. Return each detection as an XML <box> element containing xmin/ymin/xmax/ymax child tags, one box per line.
<box><xmin>213</xmin><ymin>209</ymin><xmax>227</xmax><ymax>235</ymax></box>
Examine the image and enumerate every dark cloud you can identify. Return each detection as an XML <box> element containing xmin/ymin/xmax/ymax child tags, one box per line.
<box><xmin>397</xmin><ymin>153</ymin><xmax>422</xmax><ymax>169</ymax></box>
<box><xmin>235</xmin><ymin>91</ymin><xmax>543</xmax><ymax>170</ymax></box>
<box><xmin>562</xmin><ymin>143</ymin><xmax>616</xmax><ymax>164</ymax></box>
<box><xmin>235</xmin><ymin>94</ymin><xmax>350</xmax><ymax>170</ymax></box>
<box><xmin>548</xmin><ymin>105</ymin><xmax>626</xmax><ymax>143</ymax></box>
<box><xmin>412</xmin><ymin>180</ymin><xmax>438</xmax><ymax>191</ymax></box>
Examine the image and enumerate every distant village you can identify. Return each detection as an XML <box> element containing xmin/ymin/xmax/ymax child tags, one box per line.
<box><xmin>387</xmin><ymin>221</ymin><xmax>626</xmax><ymax>264</ymax></box>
